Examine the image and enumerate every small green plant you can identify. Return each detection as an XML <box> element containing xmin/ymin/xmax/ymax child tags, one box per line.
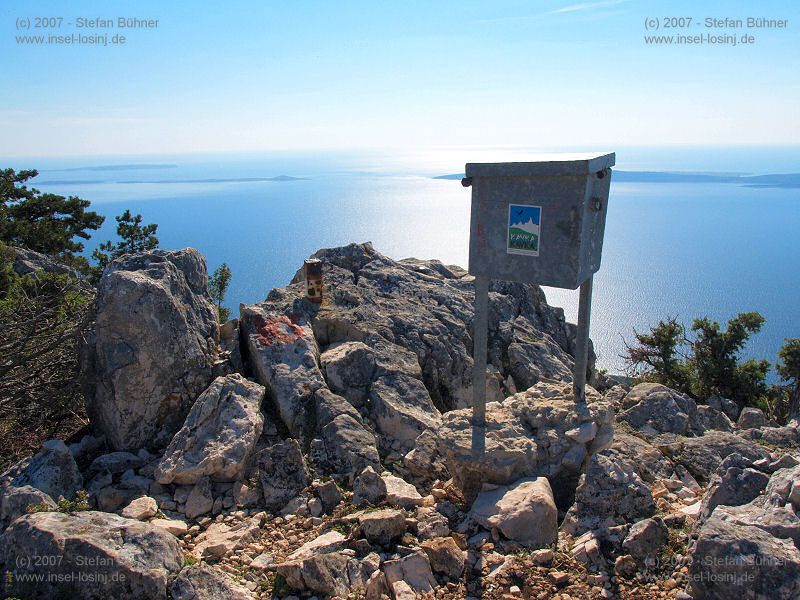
<box><xmin>328</xmin><ymin>521</ymin><xmax>351</xmax><ymax>535</ymax></box>
<box><xmin>184</xmin><ymin>554</ymin><xmax>198</xmax><ymax>566</ymax></box>
<box><xmin>209</xmin><ymin>262</ymin><xmax>232</xmax><ymax>322</ymax></box>
<box><xmin>28</xmin><ymin>489</ymin><xmax>90</xmax><ymax>514</ymax></box>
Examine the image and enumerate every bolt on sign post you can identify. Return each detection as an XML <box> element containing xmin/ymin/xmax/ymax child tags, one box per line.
<box><xmin>304</xmin><ymin>259</ymin><xmax>323</xmax><ymax>304</ymax></box>
<box><xmin>462</xmin><ymin>153</ymin><xmax>615</xmax><ymax>457</ymax></box>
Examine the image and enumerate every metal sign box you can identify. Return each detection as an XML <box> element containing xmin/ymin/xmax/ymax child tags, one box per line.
<box><xmin>466</xmin><ymin>152</ymin><xmax>615</xmax><ymax>290</ymax></box>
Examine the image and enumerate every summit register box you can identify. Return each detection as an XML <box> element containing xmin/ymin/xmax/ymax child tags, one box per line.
<box><xmin>464</xmin><ymin>152</ymin><xmax>616</xmax><ymax>464</ymax></box>
<box><xmin>465</xmin><ymin>152</ymin><xmax>615</xmax><ymax>290</ymax></box>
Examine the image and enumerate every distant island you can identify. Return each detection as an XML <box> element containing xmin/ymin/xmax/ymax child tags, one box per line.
<box><xmin>434</xmin><ymin>171</ymin><xmax>800</xmax><ymax>189</ymax></box>
<box><xmin>118</xmin><ymin>176</ymin><xmax>310</xmax><ymax>184</ymax></box>
<box><xmin>44</xmin><ymin>164</ymin><xmax>178</xmax><ymax>172</ymax></box>
<box><xmin>32</xmin><ymin>175</ymin><xmax>310</xmax><ymax>186</ymax></box>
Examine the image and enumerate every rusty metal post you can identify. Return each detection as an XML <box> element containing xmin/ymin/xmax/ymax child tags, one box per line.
<box><xmin>304</xmin><ymin>259</ymin><xmax>323</xmax><ymax>304</ymax></box>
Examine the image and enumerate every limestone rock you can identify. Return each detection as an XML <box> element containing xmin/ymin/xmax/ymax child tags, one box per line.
<box><xmin>689</xmin><ymin>507</ymin><xmax>800</xmax><ymax>600</ymax></box>
<box><xmin>391</xmin><ymin>580</ymin><xmax>416</xmax><ymax>600</ymax></box>
<box><xmin>708</xmin><ymin>395</ymin><xmax>740</xmax><ymax>421</ymax></box>
<box><xmin>275</xmin><ymin>532</ymin><xmax>377</xmax><ymax>597</ymax></box>
<box><xmin>279</xmin><ymin>551</ymin><xmax>351</xmax><ymax>596</ymax></box>
<box><xmin>470</xmin><ymin>477</ymin><xmax>558</xmax><ymax>549</ymax></box>
<box><xmin>353</xmin><ymin>466</ymin><xmax>388</xmax><ymax>507</ymax></box>
<box><xmin>120</xmin><ymin>495</ymin><xmax>159</xmax><ymax>520</ymax></box>
<box><xmin>320</xmin><ymin>340</ymin><xmax>377</xmax><ymax>407</ymax></box>
<box><xmin>382</xmin><ymin>550</ymin><xmax>437</xmax><ymax>594</ymax></box>
<box><xmin>659</xmin><ymin>430</ymin><xmax>770</xmax><ymax>486</ymax></box>
<box><xmin>96</xmin><ymin>484</ymin><xmax>139</xmax><ymax>512</ymax></box>
<box><xmin>693</xmin><ymin>404</ymin><xmax>734</xmax><ymax>433</ymax></box>
<box><xmin>84</xmin><ymin>248</ymin><xmax>219</xmax><ymax>451</ymax></box>
<box><xmin>622</xmin><ymin>517</ymin><xmax>668</xmax><ymax>562</ymax></box>
<box><xmin>218</xmin><ymin>318</ymin><xmax>245</xmax><ymax>375</ymax></box>
<box><xmin>437</xmin><ymin>381</ymin><xmax>612</xmax><ymax>503</ymax></box>
<box><xmin>257</xmin><ymin>439</ymin><xmax>310</xmax><ymax>512</ymax></box>
<box><xmin>0</xmin><ymin>511</ymin><xmax>182</xmax><ymax>599</ymax></box>
<box><xmin>562</xmin><ymin>452</ymin><xmax>655</xmax><ymax>535</ymax></box>
<box><xmin>402</xmin><ymin>428</ymin><xmax>449</xmax><ymax>488</ymax></box>
<box><xmin>358</xmin><ymin>509</ymin><xmax>406</xmax><ymax>545</ymax></box>
<box><xmin>185</xmin><ymin>476</ymin><xmax>214</xmax><ymax>520</ymax></box>
<box><xmin>618</xmin><ymin>383</ymin><xmax>698</xmax><ymax>436</ymax></box>
<box><xmin>421</xmin><ymin>536</ymin><xmax>465</xmax><ymax>579</ymax></box>
<box><xmin>170</xmin><ymin>563</ymin><xmax>252</xmax><ymax>600</ymax></box>
<box><xmin>607</xmin><ymin>433</ymin><xmax>675</xmax><ymax>483</ymax></box>
<box><xmin>382</xmin><ymin>473</ymin><xmax>423</xmax><ymax>509</ymax></box>
<box><xmin>416</xmin><ymin>506</ymin><xmax>451</xmax><ymax>540</ymax></box>
<box><xmin>8</xmin><ymin>439</ymin><xmax>82</xmax><ymax>501</ymax></box>
<box><xmin>738</xmin><ymin>406</ymin><xmax>767</xmax><ymax>429</ymax></box>
<box><xmin>370</xmin><ymin>373</ymin><xmax>442</xmax><ymax>452</ymax></box>
<box><xmin>90</xmin><ymin>451</ymin><xmax>143</xmax><ymax>474</ymax></box>
<box><xmin>192</xmin><ymin>517</ymin><xmax>262</xmax><ymax>559</ymax></box>
<box><xmin>150</xmin><ymin>517</ymin><xmax>188</xmax><ymax>537</ymax></box>
<box><xmin>297</xmin><ymin>243</ymin><xmax>588</xmax><ymax>413</ymax></box>
<box><xmin>0</xmin><ymin>484</ymin><xmax>56</xmax><ymax>531</ymax></box>
<box><xmin>240</xmin><ymin>303</ymin><xmax>323</xmax><ymax>440</ymax></box>
<box><xmin>313</xmin><ymin>479</ymin><xmax>343</xmax><ymax>513</ymax></box>
<box><xmin>316</xmin><ymin>409</ymin><xmax>381</xmax><ymax>479</ymax></box>
<box><xmin>700</xmin><ymin>465</ymin><xmax>770</xmax><ymax>519</ymax></box>
<box><xmin>286</xmin><ymin>530</ymin><xmax>346</xmax><ymax>561</ymax></box>
<box><xmin>739</xmin><ymin>425</ymin><xmax>800</xmax><ymax>447</ymax></box>
<box><xmin>154</xmin><ymin>374</ymin><xmax>265</xmax><ymax>485</ymax></box>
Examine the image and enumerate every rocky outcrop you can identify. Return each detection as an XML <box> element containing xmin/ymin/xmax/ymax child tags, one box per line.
<box><xmin>84</xmin><ymin>248</ymin><xmax>219</xmax><ymax>451</ymax></box>
<box><xmin>154</xmin><ymin>374</ymin><xmax>264</xmax><ymax>485</ymax></box>
<box><xmin>690</xmin><ymin>511</ymin><xmax>800</xmax><ymax>599</ymax></box>
<box><xmin>470</xmin><ymin>477</ymin><xmax>558</xmax><ymax>548</ymax></box>
<box><xmin>358</xmin><ymin>509</ymin><xmax>406</xmax><ymax>545</ymax></box>
<box><xmin>561</xmin><ymin>452</ymin><xmax>655</xmax><ymax>535</ymax></box>
<box><xmin>693</xmin><ymin>404</ymin><xmax>735</xmax><ymax>432</ymax></box>
<box><xmin>257</xmin><ymin>439</ymin><xmax>310</xmax><ymax>512</ymax></box>
<box><xmin>240</xmin><ymin>303</ymin><xmax>323</xmax><ymax>440</ymax></box>
<box><xmin>738</xmin><ymin>406</ymin><xmax>767</xmax><ymax>429</ymax></box>
<box><xmin>274</xmin><ymin>531</ymin><xmax>381</xmax><ymax>597</ymax></box>
<box><xmin>658</xmin><ymin>430</ymin><xmax>771</xmax><ymax>485</ymax></box>
<box><xmin>0</xmin><ymin>484</ymin><xmax>57</xmax><ymax>531</ymax></box>
<box><xmin>689</xmin><ymin>463</ymin><xmax>800</xmax><ymax>599</ymax></box>
<box><xmin>437</xmin><ymin>382</ymin><xmax>613</xmax><ymax>504</ymax></box>
<box><xmin>622</xmin><ymin>517</ymin><xmax>668</xmax><ymax>562</ymax></box>
<box><xmin>607</xmin><ymin>432</ymin><xmax>676</xmax><ymax>483</ymax></box>
<box><xmin>191</xmin><ymin>516</ymin><xmax>262</xmax><ymax>560</ymax></box>
<box><xmin>617</xmin><ymin>383</ymin><xmax>699</xmax><ymax>436</ymax></box>
<box><xmin>699</xmin><ymin>454</ymin><xmax>771</xmax><ymax>519</ymax></box>
<box><xmin>1</xmin><ymin>511</ymin><xmax>183</xmax><ymax>599</ymax></box>
<box><xmin>6</xmin><ymin>439</ymin><xmax>83</xmax><ymax>501</ymax></box>
<box><xmin>170</xmin><ymin>563</ymin><xmax>252</xmax><ymax>600</ymax></box>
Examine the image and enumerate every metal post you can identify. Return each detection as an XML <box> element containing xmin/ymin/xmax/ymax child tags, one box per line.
<box><xmin>472</xmin><ymin>275</ymin><xmax>489</xmax><ymax>456</ymax></box>
<box><xmin>573</xmin><ymin>274</ymin><xmax>593</xmax><ymax>405</ymax></box>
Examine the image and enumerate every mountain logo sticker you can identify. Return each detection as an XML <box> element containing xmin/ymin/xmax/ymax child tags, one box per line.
<box><xmin>507</xmin><ymin>203</ymin><xmax>541</xmax><ymax>256</ymax></box>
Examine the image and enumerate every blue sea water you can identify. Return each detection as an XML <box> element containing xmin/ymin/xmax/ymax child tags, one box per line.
<box><xmin>6</xmin><ymin>147</ymin><xmax>800</xmax><ymax>376</ymax></box>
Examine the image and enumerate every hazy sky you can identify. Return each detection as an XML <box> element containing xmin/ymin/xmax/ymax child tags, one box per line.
<box><xmin>1</xmin><ymin>0</ymin><xmax>798</xmax><ymax>157</ymax></box>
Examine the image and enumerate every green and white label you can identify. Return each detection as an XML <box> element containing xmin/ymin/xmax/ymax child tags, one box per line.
<box><xmin>507</xmin><ymin>203</ymin><xmax>541</xmax><ymax>256</ymax></box>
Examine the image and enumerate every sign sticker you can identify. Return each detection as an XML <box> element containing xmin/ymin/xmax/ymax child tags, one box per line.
<box><xmin>507</xmin><ymin>203</ymin><xmax>541</xmax><ymax>256</ymax></box>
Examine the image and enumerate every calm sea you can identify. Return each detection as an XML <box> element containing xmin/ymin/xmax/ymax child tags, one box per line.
<box><xmin>7</xmin><ymin>147</ymin><xmax>800</xmax><ymax>376</ymax></box>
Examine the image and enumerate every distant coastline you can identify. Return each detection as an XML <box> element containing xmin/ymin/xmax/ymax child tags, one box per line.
<box><xmin>32</xmin><ymin>174</ymin><xmax>309</xmax><ymax>185</ymax></box>
<box><xmin>434</xmin><ymin>171</ymin><xmax>800</xmax><ymax>189</ymax></box>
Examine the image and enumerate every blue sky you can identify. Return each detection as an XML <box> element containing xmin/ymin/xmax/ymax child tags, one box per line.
<box><xmin>509</xmin><ymin>205</ymin><xmax>541</xmax><ymax>227</ymax></box>
<box><xmin>1</xmin><ymin>0</ymin><xmax>798</xmax><ymax>157</ymax></box>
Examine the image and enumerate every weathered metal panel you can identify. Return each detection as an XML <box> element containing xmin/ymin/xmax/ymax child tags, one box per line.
<box><xmin>466</xmin><ymin>153</ymin><xmax>614</xmax><ymax>290</ymax></box>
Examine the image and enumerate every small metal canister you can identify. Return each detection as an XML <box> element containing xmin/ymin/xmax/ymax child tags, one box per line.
<box><xmin>304</xmin><ymin>259</ymin><xmax>323</xmax><ymax>304</ymax></box>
